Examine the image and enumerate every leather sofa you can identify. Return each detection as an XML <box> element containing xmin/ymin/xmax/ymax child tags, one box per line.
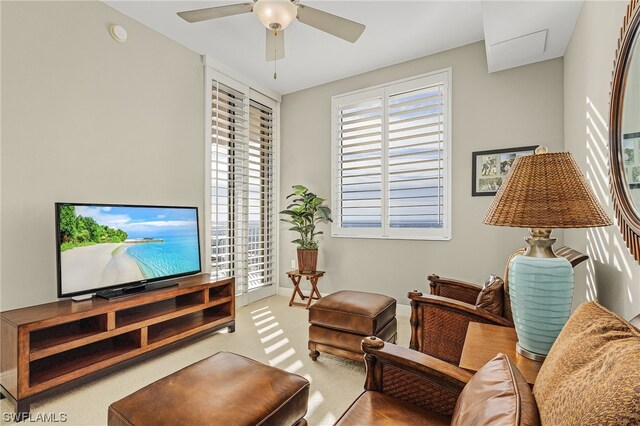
<box><xmin>335</xmin><ymin>301</ymin><xmax>640</xmax><ymax>425</ymax></box>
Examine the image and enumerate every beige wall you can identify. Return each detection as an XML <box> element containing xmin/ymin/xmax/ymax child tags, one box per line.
<box><xmin>0</xmin><ymin>1</ymin><xmax>203</xmax><ymax>310</ymax></box>
<box><xmin>564</xmin><ymin>0</ymin><xmax>640</xmax><ymax>320</ymax></box>
<box><xmin>280</xmin><ymin>41</ymin><xmax>565</xmax><ymax>304</ymax></box>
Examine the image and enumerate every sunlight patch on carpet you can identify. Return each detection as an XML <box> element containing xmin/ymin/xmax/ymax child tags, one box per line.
<box><xmin>254</xmin><ymin>316</ymin><xmax>276</xmax><ymax>326</ymax></box>
<box><xmin>265</xmin><ymin>338</ymin><xmax>289</xmax><ymax>354</ymax></box>
<box><xmin>252</xmin><ymin>310</ymin><xmax>272</xmax><ymax>320</ymax></box>
<box><xmin>284</xmin><ymin>360</ymin><xmax>304</xmax><ymax>373</ymax></box>
<box><xmin>258</xmin><ymin>322</ymin><xmax>279</xmax><ymax>334</ymax></box>
<box><xmin>269</xmin><ymin>347</ymin><xmax>296</xmax><ymax>366</ymax></box>
<box><xmin>260</xmin><ymin>329</ymin><xmax>284</xmax><ymax>343</ymax></box>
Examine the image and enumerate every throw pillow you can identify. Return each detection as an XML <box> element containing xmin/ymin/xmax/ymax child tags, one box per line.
<box><xmin>475</xmin><ymin>274</ymin><xmax>504</xmax><ymax>315</ymax></box>
<box><xmin>451</xmin><ymin>353</ymin><xmax>540</xmax><ymax>425</ymax></box>
<box><xmin>533</xmin><ymin>301</ymin><xmax>640</xmax><ymax>425</ymax></box>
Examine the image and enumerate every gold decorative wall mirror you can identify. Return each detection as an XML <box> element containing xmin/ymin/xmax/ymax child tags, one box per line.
<box><xmin>611</xmin><ymin>0</ymin><xmax>640</xmax><ymax>263</ymax></box>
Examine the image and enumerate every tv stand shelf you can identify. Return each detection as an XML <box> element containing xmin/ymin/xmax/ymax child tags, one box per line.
<box><xmin>0</xmin><ymin>274</ymin><xmax>234</xmax><ymax>418</ymax></box>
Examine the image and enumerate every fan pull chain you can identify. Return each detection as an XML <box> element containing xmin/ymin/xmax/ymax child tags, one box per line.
<box><xmin>273</xmin><ymin>28</ymin><xmax>278</xmax><ymax>80</ymax></box>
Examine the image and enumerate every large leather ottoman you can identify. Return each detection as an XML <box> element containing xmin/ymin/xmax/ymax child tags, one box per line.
<box><xmin>308</xmin><ymin>290</ymin><xmax>397</xmax><ymax>362</ymax></box>
<box><xmin>108</xmin><ymin>352</ymin><xmax>309</xmax><ymax>426</ymax></box>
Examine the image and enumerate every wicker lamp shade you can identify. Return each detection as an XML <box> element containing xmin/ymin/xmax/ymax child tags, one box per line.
<box><xmin>483</xmin><ymin>152</ymin><xmax>611</xmax><ymax>229</ymax></box>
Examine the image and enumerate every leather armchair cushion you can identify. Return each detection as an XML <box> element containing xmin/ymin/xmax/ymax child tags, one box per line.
<box><xmin>451</xmin><ymin>353</ymin><xmax>540</xmax><ymax>426</ymax></box>
<box><xmin>308</xmin><ymin>290</ymin><xmax>396</xmax><ymax>335</ymax></box>
<box><xmin>335</xmin><ymin>391</ymin><xmax>449</xmax><ymax>426</ymax></box>
<box><xmin>475</xmin><ymin>275</ymin><xmax>504</xmax><ymax>315</ymax></box>
<box><xmin>533</xmin><ymin>301</ymin><xmax>640</xmax><ymax>425</ymax></box>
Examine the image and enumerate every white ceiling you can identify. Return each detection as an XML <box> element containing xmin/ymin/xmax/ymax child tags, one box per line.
<box><xmin>482</xmin><ymin>1</ymin><xmax>583</xmax><ymax>73</ymax></box>
<box><xmin>104</xmin><ymin>0</ymin><xmax>583</xmax><ymax>95</ymax></box>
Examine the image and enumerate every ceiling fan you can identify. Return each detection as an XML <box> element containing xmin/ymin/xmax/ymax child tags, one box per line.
<box><xmin>177</xmin><ymin>0</ymin><xmax>366</xmax><ymax>65</ymax></box>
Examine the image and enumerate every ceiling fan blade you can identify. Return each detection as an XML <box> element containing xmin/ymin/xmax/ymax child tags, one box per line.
<box><xmin>266</xmin><ymin>28</ymin><xmax>285</xmax><ymax>61</ymax></box>
<box><xmin>177</xmin><ymin>3</ymin><xmax>253</xmax><ymax>23</ymax></box>
<box><xmin>296</xmin><ymin>4</ymin><xmax>365</xmax><ymax>43</ymax></box>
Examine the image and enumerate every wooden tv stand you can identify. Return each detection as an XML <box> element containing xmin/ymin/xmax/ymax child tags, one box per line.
<box><xmin>0</xmin><ymin>274</ymin><xmax>235</xmax><ymax>418</ymax></box>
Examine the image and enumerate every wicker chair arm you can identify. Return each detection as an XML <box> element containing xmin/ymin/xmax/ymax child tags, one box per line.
<box><xmin>407</xmin><ymin>292</ymin><xmax>513</xmax><ymax>364</ymax></box>
<box><xmin>555</xmin><ymin>245</ymin><xmax>589</xmax><ymax>268</ymax></box>
<box><xmin>409</xmin><ymin>293</ymin><xmax>513</xmax><ymax>327</ymax></box>
<box><xmin>427</xmin><ymin>274</ymin><xmax>483</xmax><ymax>304</ymax></box>
<box><xmin>361</xmin><ymin>337</ymin><xmax>472</xmax><ymax>417</ymax></box>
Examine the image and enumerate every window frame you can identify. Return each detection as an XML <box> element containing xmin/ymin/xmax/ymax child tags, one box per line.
<box><xmin>331</xmin><ymin>68</ymin><xmax>452</xmax><ymax>241</ymax></box>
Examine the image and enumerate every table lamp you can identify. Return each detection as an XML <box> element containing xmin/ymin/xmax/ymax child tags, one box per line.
<box><xmin>483</xmin><ymin>147</ymin><xmax>611</xmax><ymax>360</ymax></box>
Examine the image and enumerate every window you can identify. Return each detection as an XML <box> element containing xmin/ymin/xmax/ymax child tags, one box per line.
<box><xmin>331</xmin><ymin>70</ymin><xmax>451</xmax><ymax>240</ymax></box>
<box><xmin>209</xmin><ymin>75</ymin><xmax>277</xmax><ymax>300</ymax></box>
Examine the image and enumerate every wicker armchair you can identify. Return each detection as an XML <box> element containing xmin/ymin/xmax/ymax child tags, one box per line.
<box><xmin>408</xmin><ymin>246</ymin><xmax>588</xmax><ymax>365</ymax></box>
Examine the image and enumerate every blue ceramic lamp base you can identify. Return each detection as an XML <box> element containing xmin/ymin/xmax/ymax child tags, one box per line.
<box><xmin>515</xmin><ymin>343</ymin><xmax>547</xmax><ymax>362</ymax></box>
<box><xmin>509</xmin><ymin>251</ymin><xmax>574</xmax><ymax>360</ymax></box>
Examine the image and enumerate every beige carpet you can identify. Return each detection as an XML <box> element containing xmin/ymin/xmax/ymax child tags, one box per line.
<box><xmin>1</xmin><ymin>295</ymin><xmax>410</xmax><ymax>425</ymax></box>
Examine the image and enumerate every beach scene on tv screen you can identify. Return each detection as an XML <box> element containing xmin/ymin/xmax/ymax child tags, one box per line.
<box><xmin>59</xmin><ymin>205</ymin><xmax>200</xmax><ymax>294</ymax></box>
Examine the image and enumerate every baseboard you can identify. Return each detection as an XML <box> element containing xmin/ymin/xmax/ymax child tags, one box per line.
<box><xmin>396</xmin><ymin>304</ymin><xmax>410</xmax><ymax>317</ymax></box>
<box><xmin>277</xmin><ymin>287</ymin><xmax>411</xmax><ymax>317</ymax></box>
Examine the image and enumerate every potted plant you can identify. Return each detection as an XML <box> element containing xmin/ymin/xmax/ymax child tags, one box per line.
<box><xmin>280</xmin><ymin>185</ymin><xmax>332</xmax><ymax>273</ymax></box>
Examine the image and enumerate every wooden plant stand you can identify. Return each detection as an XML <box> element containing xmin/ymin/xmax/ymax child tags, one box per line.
<box><xmin>0</xmin><ymin>274</ymin><xmax>235</xmax><ymax>419</ymax></box>
<box><xmin>286</xmin><ymin>270</ymin><xmax>324</xmax><ymax>309</ymax></box>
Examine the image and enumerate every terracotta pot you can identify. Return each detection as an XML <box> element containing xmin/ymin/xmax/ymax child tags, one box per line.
<box><xmin>297</xmin><ymin>249</ymin><xmax>318</xmax><ymax>273</ymax></box>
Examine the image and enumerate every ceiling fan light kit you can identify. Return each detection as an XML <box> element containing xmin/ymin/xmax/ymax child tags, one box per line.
<box><xmin>253</xmin><ymin>0</ymin><xmax>298</xmax><ymax>30</ymax></box>
<box><xmin>178</xmin><ymin>0</ymin><xmax>366</xmax><ymax>79</ymax></box>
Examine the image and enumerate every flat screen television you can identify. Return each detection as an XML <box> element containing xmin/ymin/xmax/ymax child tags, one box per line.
<box><xmin>56</xmin><ymin>203</ymin><xmax>201</xmax><ymax>299</ymax></box>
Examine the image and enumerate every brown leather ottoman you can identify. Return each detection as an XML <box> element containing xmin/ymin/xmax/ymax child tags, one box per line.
<box><xmin>308</xmin><ymin>290</ymin><xmax>397</xmax><ymax>362</ymax></box>
<box><xmin>108</xmin><ymin>352</ymin><xmax>309</xmax><ymax>426</ymax></box>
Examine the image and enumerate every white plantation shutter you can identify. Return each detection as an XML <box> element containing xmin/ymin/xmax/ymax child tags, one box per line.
<box><xmin>210</xmin><ymin>78</ymin><xmax>276</xmax><ymax>297</ymax></box>
<box><xmin>211</xmin><ymin>81</ymin><xmax>247</xmax><ymax>292</ymax></box>
<box><xmin>332</xmin><ymin>71</ymin><xmax>451</xmax><ymax>240</ymax></box>
<box><xmin>388</xmin><ymin>83</ymin><xmax>445</xmax><ymax>230</ymax></box>
<box><xmin>336</xmin><ymin>94</ymin><xmax>384</xmax><ymax>230</ymax></box>
<box><xmin>247</xmin><ymin>100</ymin><xmax>275</xmax><ymax>290</ymax></box>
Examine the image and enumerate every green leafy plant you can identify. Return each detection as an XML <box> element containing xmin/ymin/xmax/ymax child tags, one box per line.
<box><xmin>280</xmin><ymin>185</ymin><xmax>332</xmax><ymax>250</ymax></box>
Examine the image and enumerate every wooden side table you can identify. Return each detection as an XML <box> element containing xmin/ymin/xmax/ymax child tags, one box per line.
<box><xmin>459</xmin><ymin>322</ymin><xmax>543</xmax><ymax>386</ymax></box>
<box><xmin>286</xmin><ymin>270</ymin><xmax>324</xmax><ymax>309</ymax></box>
